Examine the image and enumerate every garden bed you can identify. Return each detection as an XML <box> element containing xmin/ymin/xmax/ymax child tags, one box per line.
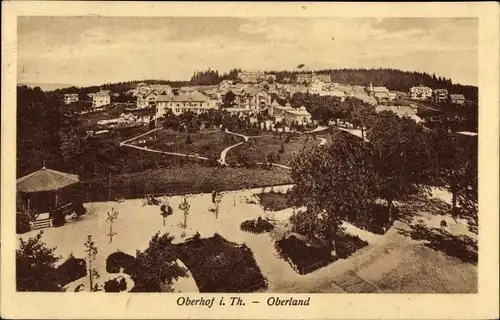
<box><xmin>240</xmin><ymin>217</ymin><xmax>274</xmax><ymax>234</ymax></box>
<box><xmin>257</xmin><ymin>191</ymin><xmax>290</xmax><ymax>211</ymax></box>
<box><xmin>176</xmin><ymin>233</ymin><xmax>267</xmax><ymax>292</ymax></box>
<box><xmin>275</xmin><ymin>232</ymin><xmax>369</xmax><ymax>275</ymax></box>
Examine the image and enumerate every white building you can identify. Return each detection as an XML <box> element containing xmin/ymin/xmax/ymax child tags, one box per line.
<box><xmin>64</xmin><ymin>93</ymin><xmax>79</xmax><ymax>104</ymax></box>
<box><xmin>267</xmin><ymin>101</ymin><xmax>312</xmax><ymax>125</ymax></box>
<box><xmin>136</xmin><ymin>92</ymin><xmax>158</xmax><ymax>109</ymax></box>
<box><xmin>409</xmin><ymin>85</ymin><xmax>433</xmax><ymax>100</ymax></box>
<box><xmin>92</xmin><ymin>91</ymin><xmax>111</xmax><ymax>108</ymax></box>
<box><xmin>156</xmin><ymin>91</ymin><xmax>215</xmax><ymax>117</ymax></box>
<box><xmin>309</xmin><ymin>79</ymin><xmax>326</xmax><ymax>95</ymax></box>
<box><xmin>375</xmin><ymin>105</ymin><xmax>423</xmax><ymax>123</ymax></box>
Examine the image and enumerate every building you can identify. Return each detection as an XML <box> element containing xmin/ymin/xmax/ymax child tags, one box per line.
<box><xmin>92</xmin><ymin>91</ymin><xmax>111</xmax><ymax>108</ymax></box>
<box><xmin>137</xmin><ymin>92</ymin><xmax>158</xmax><ymax>109</ymax></box>
<box><xmin>64</xmin><ymin>93</ymin><xmax>79</xmax><ymax>104</ymax></box>
<box><xmin>267</xmin><ymin>101</ymin><xmax>312</xmax><ymax>125</ymax></box>
<box><xmin>296</xmin><ymin>73</ymin><xmax>312</xmax><ymax>84</ymax></box>
<box><xmin>367</xmin><ymin>82</ymin><xmax>390</xmax><ymax>100</ymax></box>
<box><xmin>309</xmin><ymin>79</ymin><xmax>325</xmax><ymax>95</ymax></box>
<box><xmin>409</xmin><ymin>85</ymin><xmax>433</xmax><ymax>100</ymax></box>
<box><xmin>433</xmin><ymin>89</ymin><xmax>449</xmax><ymax>103</ymax></box>
<box><xmin>136</xmin><ymin>82</ymin><xmax>150</xmax><ymax>96</ymax></box>
<box><xmin>150</xmin><ymin>84</ymin><xmax>172</xmax><ymax>96</ymax></box>
<box><xmin>375</xmin><ymin>105</ymin><xmax>423</xmax><ymax>123</ymax></box>
<box><xmin>312</xmin><ymin>73</ymin><xmax>331</xmax><ymax>83</ymax></box>
<box><xmin>235</xmin><ymin>88</ymin><xmax>272</xmax><ymax>111</ymax></box>
<box><xmin>388</xmin><ymin>92</ymin><xmax>397</xmax><ymax>101</ymax></box>
<box><xmin>219</xmin><ymin>80</ymin><xmax>233</xmax><ymax>93</ymax></box>
<box><xmin>449</xmin><ymin>93</ymin><xmax>466</xmax><ymax>105</ymax></box>
<box><xmin>156</xmin><ymin>91</ymin><xmax>214</xmax><ymax>117</ymax></box>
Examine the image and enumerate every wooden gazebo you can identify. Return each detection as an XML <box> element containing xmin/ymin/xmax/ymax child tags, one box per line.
<box><xmin>17</xmin><ymin>166</ymin><xmax>81</xmax><ymax>220</ymax></box>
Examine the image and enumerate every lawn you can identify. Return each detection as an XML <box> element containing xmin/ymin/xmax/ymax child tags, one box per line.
<box><xmin>83</xmin><ymin>164</ymin><xmax>292</xmax><ymax>202</ymax></box>
<box><xmin>226</xmin><ymin>135</ymin><xmax>320</xmax><ymax>166</ymax></box>
<box><xmin>130</xmin><ymin>129</ymin><xmax>242</xmax><ymax>159</ymax></box>
<box><xmin>176</xmin><ymin>234</ymin><xmax>267</xmax><ymax>292</ymax></box>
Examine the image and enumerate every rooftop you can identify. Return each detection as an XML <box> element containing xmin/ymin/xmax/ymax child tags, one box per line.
<box><xmin>17</xmin><ymin>167</ymin><xmax>79</xmax><ymax>193</ymax></box>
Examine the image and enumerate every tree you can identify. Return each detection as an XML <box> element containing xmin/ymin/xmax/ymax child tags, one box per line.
<box><xmin>132</xmin><ymin>232</ymin><xmax>187</xmax><ymax>292</ymax></box>
<box><xmin>267</xmin><ymin>152</ymin><xmax>275</xmax><ymax>165</ymax></box>
<box><xmin>16</xmin><ymin>231</ymin><xmax>62</xmax><ymax>291</ymax></box>
<box><xmin>222</xmin><ymin>91</ymin><xmax>236</xmax><ymax>108</ymax></box>
<box><xmin>160</xmin><ymin>201</ymin><xmax>173</xmax><ymax>226</ymax></box>
<box><xmin>288</xmin><ymin>130</ymin><xmax>377</xmax><ymax>256</ymax></box>
<box><xmin>349</xmin><ymin>102</ymin><xmax>377</xmax><ymax>140</ymax></box>
<box><xmin>178</xmin><ymin>197</ymin><xmax>191</xmax><ymax>229</ymax></box>
<box><xmin>106</xmin><ymin>208</ymin><xmax>119</xmax><ymax>243</ymax></box>
<box><xmin>426</xmin><ymin>130</ymin><xmax>477</xmax><ymax>218</ymax></box>
<box><xmin>84</xmin><ymin>235</ymin><xmax>99</xmax><ymax>291</ymax></box>
<box><xmin>367</xmin><ymin>112</ymin><xmax>430</xmax><ymax>221</ymax></box>
<box><xmin>279</xmin><ymin>143</ymin><xmax>285</xmax><ymax>153</ymax></box>
<box><xmin>212</xmin><ymin>191</ymin><xmax>223</xmax><ymax>219</ymax></box>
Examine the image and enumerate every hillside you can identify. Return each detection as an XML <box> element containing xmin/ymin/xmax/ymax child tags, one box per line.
<box><xmin>271</xmin><ymin>68</ymin><xmax>478</xmax><ymax>101</ymax></box>
<box><xmin>24</xmin><ymin>68</ymin><xmax>478</xmax><ymax>102</ymax></box>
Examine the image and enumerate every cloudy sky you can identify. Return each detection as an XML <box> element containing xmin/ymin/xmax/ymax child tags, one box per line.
<box><xmin>17</xmin><ymin>17</ymin><xmax>478</xmax><ymax>86</ymax></box>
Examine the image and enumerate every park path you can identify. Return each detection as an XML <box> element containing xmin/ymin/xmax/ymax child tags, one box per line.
<box><xmin>121</xmin><ymin>143</ymin><xmax>210</xmax><ymax>160</ymax></box>
<box><xmin>121</xmin><ymin>127</ymin><xmax>330</xmax><ymax>168</ymax></box>
<box><xmin>119</xmin><ymin>128</ymin><xmax>161</xmax><ymax>146</ymax></box>
<box><xmin>219</xmin><ymin>141</ymin><xmax>245</xmax><ymax>165</ymax></box>
<box><xmin>120</xmin><ymin>128</ymin><xmax>210</xmax><ymax>161</ymax></box>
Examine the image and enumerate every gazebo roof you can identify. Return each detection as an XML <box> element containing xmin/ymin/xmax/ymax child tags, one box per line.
<box><xmin>17</xmin><ymin>167</ymin><xmax>79</xmax><ymax>193</ymax></box>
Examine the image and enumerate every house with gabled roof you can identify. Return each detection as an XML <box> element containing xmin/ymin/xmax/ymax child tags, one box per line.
<box><xmin>156</xmin><ymin>90</ymin><xmax>215</xmax><ymax>117</ymax></box>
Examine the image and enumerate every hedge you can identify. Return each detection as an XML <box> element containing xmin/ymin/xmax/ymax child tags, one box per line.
<box><xmin>16</xmin><ymin>214</ymin><xmax>32</xmax><ymax>234</ymax></box>
<box><xmin>56</xmin><ymin>254</ymin><xmax>87</xmax><ymax>287</ymax></box>
<box><xmin>106</xmin><ymin>251</ymin><xmax>137</xmax><ymax>275</ymax></box>
<box><xmin>104</xmin><ymin>277</ymin><xmax>127</xmax><ymax>292</ymax></box>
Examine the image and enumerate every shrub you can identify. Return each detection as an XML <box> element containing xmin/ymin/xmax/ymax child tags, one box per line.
<box><xmin>16</xmin><ymin>214</ymin><xmax>32</xmax><ymax>234</ymax></box>
<box><xmin>74</xmin><ymin>202</ymin><xmax>86</xmax><ymax>216</ymax></box>
<box><xmin>106</xmin><ymin>251</ymin><xmax>137</xmax><ymax>275</ymax></box>
<box><xmin>185</xmin><ymin>135</ymin><xmax>193</xmax><ymax>144</ymax></box>
<box><xmin>104</xmin><ymin>277</ymin><xmax>125</xmax><ymax>292</ymax></box>
<box><xmin>56</xmin><ymin>254</ymin><xmax>87</xmax><ymax>287</ymax></box>
<box><xmin>240</xmin><ymin>217</ymin><xmax>274</xmax><ymax>234</ymax></box>
<box><xmin>51</xmin><ymin>210</ymin><xmax>66</xmax><ymax>227</ymax></box>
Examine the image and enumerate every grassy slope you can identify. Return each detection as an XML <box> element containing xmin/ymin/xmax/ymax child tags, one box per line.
<box><xmin>102</xmin><ymin>165</ymin><xmax>292</xmax><ymax>199</ymax></box>
<box><xmin>131</xmin><ymin>130</ymin><xmax>242</xmax><ymax>159</ymax></box>
<box><xmin>226</xmin><ymin>135</ymin><xmax>320</xmax><ymax>166</ymax></box>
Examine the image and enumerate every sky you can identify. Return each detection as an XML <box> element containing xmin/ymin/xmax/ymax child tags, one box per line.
<box><xmin>17</xmin><ymin>17</ymin><xmax>478</xmax><ymax>86</ymax></box>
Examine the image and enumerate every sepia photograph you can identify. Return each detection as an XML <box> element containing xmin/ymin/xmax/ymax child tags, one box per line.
<box><xmin>2</xmin><ymin>2</ymin><xmax>499</xmax><ymax>320</ymax></box>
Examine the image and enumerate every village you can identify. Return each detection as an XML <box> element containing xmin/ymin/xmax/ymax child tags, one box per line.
<box><xmin>61</xmin><ymin>70</ymin><xmax>473</xmax><ymax>139</ymax></box>
<box><xmin>16</xmin><ymin>68</ymin><xmax>478</xmax><ymax>295</ymax></box>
